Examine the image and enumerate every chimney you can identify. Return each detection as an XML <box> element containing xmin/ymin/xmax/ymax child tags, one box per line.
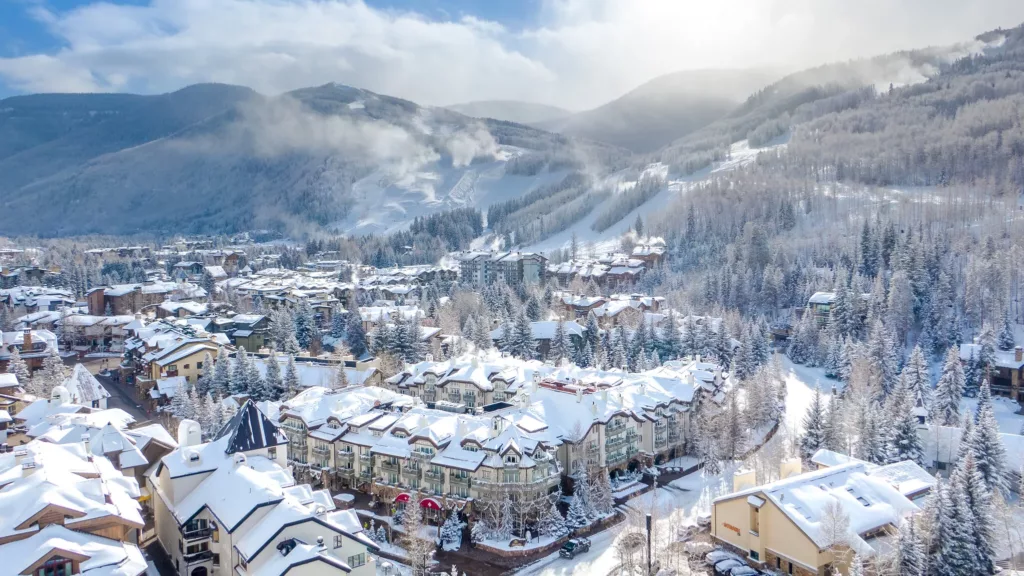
<box><xmin>575</xmin><ymin>388</ymin><xmax>583</xmax><ymax>403</ymax></box>
<box><xmin>1016</xmin><ymin>347</ymin><xmax>1022</xmax><ymax>363</ymax></box>
<box><xmin>177</xmin><ymin>419</ymin><xmax>202</xmax><ymax>448</ymax></box>
<box><xmin>780</xmin><ymin>457</ymin><xmax>802</xmax><ymax>479</ymax></box>
<box><xmin>22</xmin><ymin>330</ymin><xmax>32</xmax><ymax>353</ymax></box>
<box><xmin>733</xmin><ymin>468</ymin><xmax>756</xmax><ymax>492</ymax></box>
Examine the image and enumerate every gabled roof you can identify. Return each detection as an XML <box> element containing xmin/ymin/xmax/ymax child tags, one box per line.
<box><xmin>215</xmin><ymin>400</ymin><xmax>288</xmax><ymax>455</ymax></box>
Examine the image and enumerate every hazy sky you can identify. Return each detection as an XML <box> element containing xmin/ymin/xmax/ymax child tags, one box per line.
<box><xmin>2</xmin><ymin>0</ymin><xmax>1023</xmax><ymax>110</ymax></box>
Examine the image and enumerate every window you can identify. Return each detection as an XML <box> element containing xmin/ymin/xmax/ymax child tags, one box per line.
<box><xmin>749</xmin><ymin>550</ymin><xmax>759</xmax><ymax>561</ymax></box>
<box><xmin>184</xmin><ymin>364</ymin><xmax>190</xmax><ymax>369</ymax></box>
<box><xmin>788</xmin><ymin>561</ymin><xmax>793</xmax><ymax>574</ymax></box>
<box><xmin>212</xmin><ymin>554</ymin><xmax>220</xmax><ymax>567</ymax></box>
<box><xmin>185</xmin><ymin>542</ymin><xmax>208</xmax><ymax>555</ymax></box>
<box><xmin>347</xmin><ymin>553</ymin><xmax>366</xmax><ymax>567</ymax></box>
<box><xmin>268</xmin><ymin>447</ymin><xmax>277</xmax><ymax>460</ymax></box>
<box><xmin>334</xmin><ymin>535</ymin><xmax>343</xmax><ymax>549</ymax></box>
<box><xmin>39</xmin><ymin>557</ymin><xmax>72</xmax><ymax>576</ymax></box>
<box><xmin>197</xmin><ymin>361</ymin><xmax>204</xmax><ymax>369</ymax></box>
<box><xmin>168</xmin><ymin>364</ymin><xmax>177</xmax><ymax>372</ymax></box>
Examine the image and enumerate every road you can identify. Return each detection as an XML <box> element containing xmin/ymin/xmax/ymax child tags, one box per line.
<box><xmin>81</xmin><ymin>359</ymin><xmax>150</xmax><ymax>422</ymax></box>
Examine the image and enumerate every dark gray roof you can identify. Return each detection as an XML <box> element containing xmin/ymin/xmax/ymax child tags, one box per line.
<box><xmin>216</xmin><ymin>400</ymin><xmax>288</xmax><ymax>454</ymax></box>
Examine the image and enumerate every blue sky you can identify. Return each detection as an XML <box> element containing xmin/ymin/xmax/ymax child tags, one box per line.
<box><xmin>2</xmin><ymin>0</ymin><xmax>1024</xmax><ymax>108</ymax></box>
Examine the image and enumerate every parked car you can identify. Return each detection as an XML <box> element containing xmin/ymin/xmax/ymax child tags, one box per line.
<box><xmin>714</xmin><ymin>558</ymin><xmax>743</xmax><ymax>576</ymax></box>
<box><xmin>705</xmin><ymin>550</ymin><xmax>743</xmax><ymax>566</ymax></box>
<box><xmin>730</xmin><ymin>565</ymin><xmax>760</xmax><ymax>576</ymax></box>
<box><xmin>559</xmin><ymin>537</ymin><xmax>592</xmax><ymax>559</ymax></box>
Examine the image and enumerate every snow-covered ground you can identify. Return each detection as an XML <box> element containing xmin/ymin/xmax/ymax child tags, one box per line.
<box><xmin>961</xmin><ymin>395</ymin><xmax>1024</xmax><ymax>434</ymax></box>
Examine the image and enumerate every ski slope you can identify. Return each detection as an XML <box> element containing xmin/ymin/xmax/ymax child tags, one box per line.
<box><xmin>525</xmin><ymin>136</ymin><xmax>789</xmax><ymax>254</ymax></box>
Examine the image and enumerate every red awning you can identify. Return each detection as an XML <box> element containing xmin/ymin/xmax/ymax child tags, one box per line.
<box><xmin>394</xmin><ymin>492</ymin><xmax>411</xmax><ymax>503</ymax></box>
<box><xmin>420</xmin><ymin>497</ymin><xmax>441</xmax><ymax>510</ymax></box>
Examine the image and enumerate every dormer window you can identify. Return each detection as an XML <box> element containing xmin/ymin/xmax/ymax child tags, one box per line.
<box><xmin>39</xmin><ymin>556</ymin><xmax>73</xmax><ymax>576</ymax></box>
<box><xmin>504</xmin><ymin>454</ymin><xmax>518</xmax><ymax>465</ymax></box>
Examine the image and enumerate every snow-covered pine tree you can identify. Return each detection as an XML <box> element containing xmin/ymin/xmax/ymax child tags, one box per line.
<box><xmin>611</xmin><ymin>326</ymin><xmax>628</xmax><ymax>369</ymax></box>
<box><xmin>565</xmin><ymin>491</ymin><xmax>590</xmax><ymax>531</ymax></box>
<box><xmin>799</xmin><ymin>385</ymin><xmax>827</xmax><ymax>460</ymax></box>
<box><xmin>537</xmin><ymin>498</ymin><xmax>567</xmax><ymax>538</ymax></box>
<box><xmin>333</xmin><ymin>364</ymin><xmax>350</xmax><ymax>389</ymax></box>
<box><xmin>932</xmin><ymin>346</ymin><xmax>965</xmax><ymax>426</ymax></box>
<box><xmin>284</xmin><ymin>355</ymin><xmax>300</xmax><ymax>396</ymax></box>
<box><xmin>659</xmin><ymin>310</ymin><xmax>682</xmax><ymax>361</ymax></box>
<box><xmin>847</xmin><ymin>553</ymin><xmax>865</xmax><ymax>576</ymax></box>
<box><xmin>264</xmin><ymin>353</ymin><xmax>284</xmax><ymax>400</ymax></box>
<box><xmin>6</xmin><ymin>346</ymin><xmax>31</xmax><ymax>388</ymax></box>
<box><xmin>887</xmin><ymin>385</ymin><xmax>925</xmax><ymax>466</ymax></box>
<box><xmin>822</xmin><ymin>396</ymin><xmax>846</xmax><ymax>452</ymax></box>
<box><xmin>195</xmin><ymin>352</ymin><xmax>215</xmax><ymax>395</ymax></box>
<box><xmin>953</xmin><ymin>452</ymin><xmax>995</xmax><ymax>574</ymax></box>
<box><xmin>345</xmin><ymin>308</ymin><xmax>368</xmax><ymax>358</ymax></box>
<box><xmin>329</xmin><ymin>307</ymin><xmax>347</xmax><ymax>339</ymax></box>
<box><xmin>975</xmin><ymin>323</ymin><xmax>997</xmax><ymax>394</ymax></box>
<box><xmin>497</xmin><ymin>316</ymin><xmax>515</xmax><ymax>354</ymax></box>
<box><xmin>998</xmin><ymin>309</ymin><xmax>1015</xmax><ymax>351</ymax></box>
<box><xmin>439</xmin><ymin>512</ymin><xmax>463</xmax><ymax>551</ymax></box>
<box><xmin>932</xmin><ymin>476</ymin><xmax>978</xmax><ymax>576</ymax></box>
<box><xmin>230</xmin><ymin>348</ymin><xmax>250</xmax><ymax>396</ymax></box>
<box><xmin>496</xmin><ymin>493</ymin><xmax>515</xmax><ymax>540</ymax></box>
<box><xmin>184</xmin><ymin>383</ymin><xmax>201</xmax><ymax>421</ymax></box>
<box><xmin>830</xmin><ymin>276</ymin><xmax>854</xmax><ymax>337</ymax></box>
<box><xmin>900</xmin><ymin>345</ymin><xmax>931</xmax><ymax>414</ymax></box>
<box><xmin>210</xmin><ymin>350</ymin><xmax>230</xmax><ymax>396</ymax></box>
<box><xmin>525</xmin><ymin>295</ymin><xmax>542</xmax><ymax>322</ymax></box>
<box><xmin>511</xmin><ymin>310</ymin><xmax>536</xmax><ymax>360</ymax></box>
<box><xmin>376</xmin><ymin>525</ymin><xmax>388</xmax><ymax>544</ymax></box>
<box><xmin>169</xmin><ymin>380</ymin><xmax>190</xmax><ymax>420</ymax></box>
<box><xmin>550</xmin><ymin>317</ymin><xmax>571</xmax><ymax>364</ymax></box>
<box><xmin>970</xmin><ymin>380</ymin><xmax>1009</xmax><ymax>496</ymax></box>
<box><xmin>588</xmin><ymin>469</ymin><xmax>614</xmax><ymax>516</ymax></box>
<box><xmin>245</xmin><ymin>354</ymin><xmax>266</xmax><ymax>399</ymax></box>
<box><xmin>201</xmin><ymin>393</ymin><xmax>221</xmax><ymax>438</ymax></box>
<box><xmin>895</xmin><ymin>517</ymin><xmax>925</xmax><ymax>576</ymax></box>
<box><xmin>293</xmin><ymin>300</ymin><xmax>317</xmax><ymax>350</ymax></box>
<box><xmin>473</xmin><ymin>316</ymin><xmax>493</xmax><ymax>351</ymax></box>
<box><xmin>714</xmin><ymin>322</ymin><xmax>732</xmax><ymax>366</ymax></box>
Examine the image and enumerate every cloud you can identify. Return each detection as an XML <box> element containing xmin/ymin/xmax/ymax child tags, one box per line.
<box><xmin>1</xmin><ymin>0</ymin><xmax>1024</xmax><ymax>109</ymax></box>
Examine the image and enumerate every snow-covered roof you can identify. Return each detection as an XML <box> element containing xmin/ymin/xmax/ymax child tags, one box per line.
<box><xmin>714</xmin><ymin>461</ymin><xmax>928</xmax><ymax>555</ymax></box>
<box><xmin>808</xmin><ymin>292</ymin><xmax>836</xmax><ymax>305</ymax></box>
<box><xmin>959</xmin><ymin>343</ymin><xmax>1024</xmax><ymax>369</ymax></box>
<box><xmin>62</xmin><ymin>364</ymin><xmax>111</xmax><ymax>405</ymax></box>
<box><xmin>5</xmin><ymin>524</ymin><xmax>147</xmax><ymax>576</ymax></box>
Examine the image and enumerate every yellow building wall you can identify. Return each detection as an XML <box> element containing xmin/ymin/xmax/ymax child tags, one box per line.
<box><xmin>713</xmin><ymin>494</ymin><xmax>825</xmax><ymax>573</ymax></box>
<box><xmin>152</xmin><ymin>346</ymin><xmax>219</xmax><ymax>384</ymax></box>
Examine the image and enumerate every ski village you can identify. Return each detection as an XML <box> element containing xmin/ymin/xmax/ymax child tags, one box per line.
<box><xmin>1</xmin><ymin>223</ymin><xmax>1023</xmax><ymax>576</ymax></box>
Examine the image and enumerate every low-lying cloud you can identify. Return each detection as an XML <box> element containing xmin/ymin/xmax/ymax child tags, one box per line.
<box><xmin>2</xmin><ymin>0</ymin><xmax>1024</xmax><ymax>110</ymax></box>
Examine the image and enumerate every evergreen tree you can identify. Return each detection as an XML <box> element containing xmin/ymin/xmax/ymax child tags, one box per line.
<box><xmin>611</xmin><ymin>326</ymin><xmax>628</xmax><ymax>369</ymax></box>
<box><xmin>525</xmin><ymin>296</ymin><xmax>542</xmax><ymax>322</ymax></box>
<box><xmin>953</xmin><ymin>453</ymin><xmax>995</xmax><ymax>574</ymax></box>
<box><xmin>439</xmin><ymin>513</ymin><xmax>463</xmax><ymax>551</ymax></box>
<box><xmin>284</xmin><ymin>355</ymin><xmax>300</xmax><ymax>396</ymax></box>
<box><xmin>799</xmin><ymin>385</ymin><xmax>827</xmax><ymax>460</ymax></box>
<box><xmin>329</xmin><ymin>307</ymin><xmax>347</xmax><ymax>339</ymax></box>
<box><xmin>6</xmin><ymin>346</ymin><xmax>31</xmax><ymax>386</ymax></box>
<box><xmin>196</xmin><ymin>352</ymin><xmax>215</xmax><ymax>395</ymax></box>
<box><xmin>537</xmin><ymin>498</ymin><xmax>567</xmax><ymax>538</ymax></box>
<box><xmin>970</xmin><ymin>380</ymin><xmax>1009</xmax><ymax>496</ymax></box>
<box><xmin>997</xmin><ymin>309</ymin><xmax>1015</xmax><ymax>351</ymax></box>
<box><xmin>345</xmin><ymin>308</ymin><xmax>368</xmax><ymax>358</ymax></box>
<box><xmin>588</xmin><ymin>470</ymin><xmax>615</xmax><ymax>517</ymax></box>
<box><xmin>565</xmin><ymin>491</ymin><xmax>590</xmax><ymax>531</ymax></box>
<box><xmin>230</xmin><ymin>348</ymin><xmax>251</xmax><ymax>395</ymax></box>
<box><xmin>714</xmin><ymin>322</ymin><xmax>732</xmax><ymax>366</ymax></box>
<box><xmin>264</xmin><ymin>353</ymin><xmax>284</xmax><ymax>400</ymax></box>
<box><xmin>37</xmin><ymin>348</ymin><xmax>69</xmax><ymax>396</ymax></box>
<box><xmin>472</xmin><ymin>316</ymin><xmax>493</xmax><ymax>351</ymax></box>
<box><xmin>293</xmin><ymin>300</ymin><xmax>317</xmax><ymax>350</ymax></box>
<box><xmin>510</xmin><ymin>310</ymin><xmax>536</xmax><ymax>359</ymax></box>
<box><xmin>887</xmin><ymin>386</ymin><xmax>925</xmax><ymax>465</ymax></box>
<box><xmin>169</xmin><ymin>380</ymin><xmax>191</xmax><ymax>420</ymax></box>
<box><xmin>550</xmin><ymin>318</ymin><xmax>572</xmax><ymax>364</ymax></box>
<box><xmin>932</xmin><ymin>477</ymin><xmax>977</xmax><ymax>576</ymax></box>
<box><xmin>333</xmin><ymin>364</ymin><xmax>350</xmax><ymax>389</ymax></box>
<box><xmin>932</xmin><ymin>346</ymin><xmax>965</xmax><ymax>426</ymax></box>
<box><xmin>584</xmin><ymin>311</ymin><xmax>601</xmax><ymax>353</ymax></box>
<box><xmin>975</xmin><ymin>323</ymin><xmax>997</xmax><ymax>393</ymax></box>
<box><xmin>895</xmin><ymin>518</ymin><xmax>925</xmax><ymax>576</ymax></box>
<box><xmin>822</xmin><ymin>396</ymin><xmax>846</xmax><ymax>452</ymax></box>
<box><xmin>210</xmin><ymin>350</ymin><xmax>230</xmax><ymax>396</ymax></box>
<box><xmin>900</xmin><ymin>345</ymin><xmax>931</xmax><ymax>413</ymax></box>
<box><xmin>847</xmin><ymin>553</ymin><xmax>865</xmax><ymax>576</ymax></box>
<box><xmin>830</xmin><ymin>276</ymin><xmax>855</xmax><ymax>337</ymax></box>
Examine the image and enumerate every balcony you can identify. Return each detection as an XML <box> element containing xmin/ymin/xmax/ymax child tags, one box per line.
<box><xmin>380</xmin><ymin>460</ymin><xmax>400</xmax><ymax>473</ymax></box>
<box><xmin>606</xmin><ymin>424</ymin><xmax>626</xmax><ymax>436</ymax></box>
<box><xmin>183</xmin><ymin>550</ymin><xmax>213</xmax><ymax>565</ymax></box>
<box><xmin>606</xmin><ymin>451</ymin><xmax>627</xmax><ymax>465</ymax></box>
<box><xmin>336</xmin><ymin>467</ymin><xmax>355</xmax><ymax>477</ymax></box>
<box><xmin>359</xmin><ymin>469</ymin><xmax>372</xmax><ymax>479</ymax></box>
<box><xmin>425</xmin><ymin>469</ymin><xmax>444</xmax><ymax>480</ymax></box>
<box><xmin>449</xmin><ymin>475</ymin><xmax>471</xmax><ymax>487</ymax></box>
<box><xmin>337</xmin><ymin>451</ymin><xmax>354</xmax><ymax>461</ymax></box>
<box><xmin>402</xmin><ymin>466</ymin><xmax>421</xmax><ymax>479</ymax></box>
<box><xmin>182</xmin><ymin>528</ymin><xmax>212</xmax><ymax>542</ymax></box>
<box><xmin>359</xmin><ymin>453</ymin><xmax>372</xmax><ymax>463</ymax></box>
<box><xmin>654</xmin><ymin>435</ymin><xmax>667</xmax><ymax>448</ymax></box>
<box><xmin>606</xmin><ymin>435</ymin><xmax>627</xmax><ymax>450</ymax></box>
<box><xmin>312</xmin><ymin>445</ymin><xmax>330</xmax><ymax>455</ymax></box>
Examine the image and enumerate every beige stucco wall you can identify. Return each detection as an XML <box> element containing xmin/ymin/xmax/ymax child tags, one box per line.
<box><xmin>712</xmin><ymin>494</ymin><xmax>825</xmax><ymax>573</ymax></box>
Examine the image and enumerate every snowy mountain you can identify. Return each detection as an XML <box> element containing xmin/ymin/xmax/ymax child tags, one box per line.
<box><xmin>536</xmin><ymin>69</ymin><xmax>781</xmax><ymax>153</ymax></box>
<box><xmin>445</xmin><ymin>101</ymin><xmax>572</xmax><ymax>125</ymax></box>
<box><xmin>0</xmin><ymin>83</ymin><xmax>622</xmax><ymax>237</ymax></box>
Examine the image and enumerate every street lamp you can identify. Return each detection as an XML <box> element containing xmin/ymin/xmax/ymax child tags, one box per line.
<box><xmin>646</xmin><ymin>512</ymin><xmax>652</xmax><ymax>576</ymax></box>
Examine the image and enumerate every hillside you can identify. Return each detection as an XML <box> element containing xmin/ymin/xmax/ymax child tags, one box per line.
<box><xmin>0</xmin><ymin>83</ymin><xmax>623</xmax><ymax>237</ymax></box>
<box><xmin>538</xmin><ymin>69</ymin><xmax>780</xmax><ymax>153</ymax></box>
<box><xmin>445</xmin><ymin>101</ymin><xmax>572</xmax><ymax>125</ymax></box>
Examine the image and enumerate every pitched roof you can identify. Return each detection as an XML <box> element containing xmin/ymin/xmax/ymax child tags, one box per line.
<box><xmin>215</xmin><ymin>400</ymin><xmax>288</xmax><ymax>455</ymax></box>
